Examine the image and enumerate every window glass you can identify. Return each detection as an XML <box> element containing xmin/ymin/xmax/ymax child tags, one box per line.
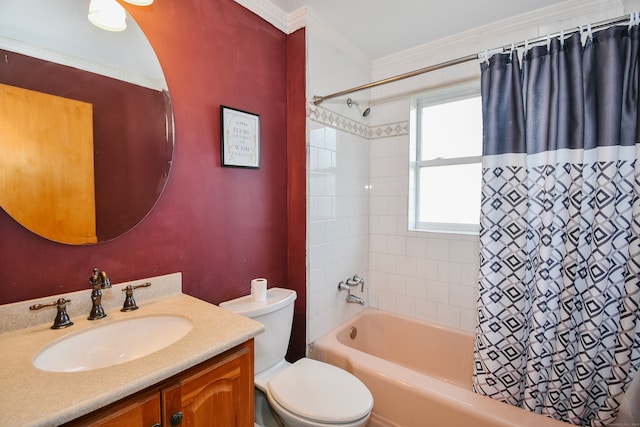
<box><xmin>418</xmin><ymin>163</ymin><xmax>481</xmax><ymax>225</ymax></box>
<box><xmin>411</xmin><ymin>87</ymin><xmax>482</xmax><ymax>234</ymax></box>
<box><xmin>420</xmin><ymin>97</ymin><xmax>482</xmax><ymax>160</ymax></box>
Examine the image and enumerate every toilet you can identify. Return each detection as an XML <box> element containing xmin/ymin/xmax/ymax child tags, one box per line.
<box><xmin>220</xmin><ymin>287</ymin><xmax>373</xmax><ymax>427</ymax></box>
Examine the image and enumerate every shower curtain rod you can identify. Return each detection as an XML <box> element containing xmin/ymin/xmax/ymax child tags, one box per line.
<box><xmin>311</xmin><ymin>13</ymin><xmax>633</xmax><ymax>106</ymax></box>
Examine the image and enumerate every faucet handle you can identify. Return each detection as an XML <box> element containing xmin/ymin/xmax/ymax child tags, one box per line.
<box><xmin>346</xmin><ymin>275</ymin><xmax>365</xmax><ymax>292</ymax></box>
<box><xmin>90</xmin><ymin>267</ymin><xmax>111</xmax><ymax>289</ymax></box>
<box><xmin>121</xmin><ymin>282</ymin><xmax>151</xmax><ymax>312</ymax></box>
<box><xmin>100</xmin><ymin>270</ymin><xmax>111</xmax><ymax>288</ymax></box>
<box><xmin>338</xmin><ymin>281</ymin><xmax>350</xmax><ymax>292</ymax></box>
<box><xmin>29</xmin><ymin>298</ymin><xmax>74</xmax><ymax>329</ymax></box>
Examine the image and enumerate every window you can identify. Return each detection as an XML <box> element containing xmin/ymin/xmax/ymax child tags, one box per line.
<box><xmin>410</xmin><ymin>84</ymin><xmax>482</xmax><ymax>234</ymax></box>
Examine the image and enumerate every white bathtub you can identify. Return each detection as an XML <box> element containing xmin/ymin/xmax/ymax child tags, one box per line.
<box><xmin>309</xmin><ymin>308</ymin><xmax>573</xmax><ymax>427</ymax></box>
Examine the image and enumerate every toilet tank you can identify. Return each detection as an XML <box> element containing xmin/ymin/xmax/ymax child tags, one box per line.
<box><xmin>219</xmin><ymin>288</ymin><xmax>297</xmax><ymax>374</ymax></box>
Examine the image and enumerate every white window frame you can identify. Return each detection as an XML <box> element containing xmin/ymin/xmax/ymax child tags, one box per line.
<box><xmin>409</xmin><ymin>80</ymin><xmax>482</xmax><ymax>235</ymax></box>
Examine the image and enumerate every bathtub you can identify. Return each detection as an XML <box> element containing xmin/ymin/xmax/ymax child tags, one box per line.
<box><xmin>309</xmin><ymin>308</ymin><xmax>570</xmax><ymax>427</ymax></box>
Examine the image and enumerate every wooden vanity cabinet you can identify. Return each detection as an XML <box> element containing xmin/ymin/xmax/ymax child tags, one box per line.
<box><xmin>66</xmin><ymin>340</ymin><xmax>254</xmax><ymax>427</ymax></box>
<box><xmin>161</xmin><ymin>339</ymin><xmax>254</xmax><ymax>426</ymax></box>
<box><xmin>65</xmin><ymin>389</ymin><xmax>161</xmax><ymax>427</ymax></box>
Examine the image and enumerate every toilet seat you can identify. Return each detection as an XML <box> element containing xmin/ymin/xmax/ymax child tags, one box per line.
<box><xmin>268</xmin><ymin>358</ymin><xmax>373</xmax><ymax>424</ymax></box>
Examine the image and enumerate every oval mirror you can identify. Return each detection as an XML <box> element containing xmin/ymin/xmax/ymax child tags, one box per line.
<box><xmin>0</xmin><ymin>0</ymin><xmax>174</xmax><ymax>244</ymax></box>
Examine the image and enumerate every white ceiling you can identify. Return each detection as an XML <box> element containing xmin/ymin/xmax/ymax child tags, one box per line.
<box><xmin>268</xmin><ymin>0</ymin><xmax>571</xmax><ymax>59</ymax></box>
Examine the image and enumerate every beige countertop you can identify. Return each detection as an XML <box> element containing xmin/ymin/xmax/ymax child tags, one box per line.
<box><xmin>0</xmin><ymin>282</ymin><xmax>263</xmax><ymax>426</ymax></box>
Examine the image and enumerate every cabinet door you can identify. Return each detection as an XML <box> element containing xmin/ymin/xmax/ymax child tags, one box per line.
<box><xmin>162</xmin><ymin>340</ymin><xmax>254</xmax><ymax>427</ymax></box>
<box><xmin>66</xmin><ymin>389</ymin><xmax>161</xmax><ymax>427</ymax></box>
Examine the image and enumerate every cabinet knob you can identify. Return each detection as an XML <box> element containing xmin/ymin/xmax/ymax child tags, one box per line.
<box><xmin>151</xmin><ymin>424</ymin><xmax>161</xmax><ymax>427</ymax></box>
<box><xmin>170</xmin><ymin>411</ymin><xmax>183</xmax><ymax>426</ymax></box>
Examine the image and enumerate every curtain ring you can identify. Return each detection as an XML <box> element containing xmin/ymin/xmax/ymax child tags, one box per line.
<box><xmin>509</xmin><ymin>42</ymin><xmax>515</xmax><ymax>60</ymax></box>
<box><xmin>579</xmin><ymin>25</ymin><xmax>586</xmax><ymax>44</ymax></box>
<box><xmin>546</xmin><ymin>34</ymin><xmax>551</xmax><ymax>51</ymax></box>
<box><xmin>484</xmin><ymin>49</ymin><xmax>489</xmax><ymax>65</ymax></box>
<box><xmin>587</xmin><ymin>23</ymin><xmax>593</xmax><ymax>40</ymax></box>
<box><xmin>560</xmin><ymin>30</ymin><xmax>565</xmax><ymax>47</ymax></box>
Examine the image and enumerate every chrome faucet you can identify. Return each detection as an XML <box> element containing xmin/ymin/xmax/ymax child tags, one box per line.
<box><xmin>346</xmin><ymin>293</ymin><xmax>365</xmax><ymax>305</ymax></box>
<box><xmin>338</xmin><ymin>275</ymin><xmax>366</xmax><ymax>305</ymax></box>
<box><xmin>88</xmin><ymin>267</ymin><xmax>111</xmax><ymax>320</ymax></box>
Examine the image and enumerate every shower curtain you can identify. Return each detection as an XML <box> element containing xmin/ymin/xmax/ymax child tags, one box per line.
<box><xmin>473</xmin><ymin>24</ymin><xmax>640</xmax><ymax>427</ymax></box>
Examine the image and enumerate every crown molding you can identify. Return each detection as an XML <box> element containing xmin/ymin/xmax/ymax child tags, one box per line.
<box><xmin>233</xmin><ymin>0</ymin><xmax>289</xmax><ymax>33</ymax></box>
<box><xmin>373</xmin><ymin>0</ymin><xmax>622</xmax><ymax>73</ymax></box>
<box><xmin>233</xmin><ymin>0</ymin><xmax>308</xmax><ymax>34</ymax></box>
<box><xmin>287</xmin><ymin>6</ymin><xmax>308</xmax><ymax>33</ymax></box>
<box><xmin>235</xmin><ymin>0</ymin><xmax>371</xmax><ymax>68</ymax></box>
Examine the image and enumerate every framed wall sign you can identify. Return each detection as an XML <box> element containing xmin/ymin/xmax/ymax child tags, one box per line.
<box><xmin>220</xmin><ymin>105</ymin><xmax>260</xmax><ymax>168</ymax></box>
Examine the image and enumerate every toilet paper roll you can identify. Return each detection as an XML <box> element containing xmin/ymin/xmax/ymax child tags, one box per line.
<box><xmin>251</xmin><ymin>278</ymin><xmax>267</xmax><ymax>302</ymax></box>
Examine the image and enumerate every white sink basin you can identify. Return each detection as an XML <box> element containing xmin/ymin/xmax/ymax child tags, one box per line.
<box><xmin>33</xmin><ymin>316</ymin><xmax>193</xmax><ymax>372</ymax></box>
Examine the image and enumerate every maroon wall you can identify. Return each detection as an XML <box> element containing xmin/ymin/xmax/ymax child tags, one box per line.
<box><xmin>286</xmin><ymin>29</ymin><xmax>307</xmax><ymax>361</ymax></box>
<box><xmin>0</xmin><ymin>50</ymin><xmax>170</xmax><ymax>241</ymax></box>
<box><xmin>0</xmin><ymin>1</ymin><xmax>307</xmax><ymax>357</ymax></box>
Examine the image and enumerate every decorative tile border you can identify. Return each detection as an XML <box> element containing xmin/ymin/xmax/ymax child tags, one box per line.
<box><xmin>308</xmin><ymin>105</ymin><xmax>371</xmax><ymax>138</ymax></box>
<box><xmin>370</xmin><ymin>121</ymin><xmax>410</xmax><ymax>139</ymax></box>
<box><xmin>309</xmin><ymin>105</ymin><xmax>409</xmax><ymax>140</ymax></box>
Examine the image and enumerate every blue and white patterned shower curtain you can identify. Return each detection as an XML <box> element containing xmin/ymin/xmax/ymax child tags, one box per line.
<box><xmin>473</xmin><ymin>24</ymin><xmax>640</xmax><ymax>427</ymax></box>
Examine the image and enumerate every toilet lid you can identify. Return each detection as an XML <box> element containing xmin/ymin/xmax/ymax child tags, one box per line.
<box><xmin>268</xmin><ymin>358</ymin><xmax>373</xmax><ymax>423</ymax></box>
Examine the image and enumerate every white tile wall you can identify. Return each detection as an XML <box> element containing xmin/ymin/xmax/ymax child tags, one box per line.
<box><xmin>367</xmin><ymin>131</ymin><xmax>480</xmax><ymax>331</ymax></box>
<box><xmin>305</xmin><ymin>19</ymin><xmax>373</xmax><ymax>345</ymax></box>
<box><xmin>307</xmin><ymin>121</ymin><xmax>369</xmax><ymax>343</ymax></box>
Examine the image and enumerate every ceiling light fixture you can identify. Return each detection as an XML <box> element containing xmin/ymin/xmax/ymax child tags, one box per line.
<box><xmin>88</xmin><ymin>0</ymin><xmax>127</xmax><ymax>32</ymax></box>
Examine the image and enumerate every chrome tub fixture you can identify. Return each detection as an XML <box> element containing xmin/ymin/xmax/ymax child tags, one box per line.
<box><xmin>338</xmin><ymin>274</ymin><xmax>366</xmax><ymax>305</ymax></box>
